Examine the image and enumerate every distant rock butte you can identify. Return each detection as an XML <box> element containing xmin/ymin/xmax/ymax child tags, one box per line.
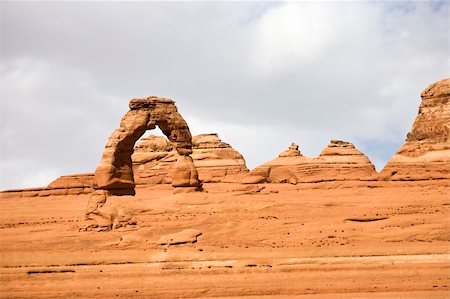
<box><xmin>133</xmin><ymin>133</ymin><xmax>249</xmax><ymax>185</ymax></box>
<box><xmin>380</xmin><ymin>78</ymin><xmax>450</xmax><ymax>181</ymax></box>
<box><xmin>242</xmin><ymin>140</ymin><xmax>376</xmax><ymax>184</ymax></box>
<box><xmin>0</xmin><ymin>174</ymin><xmax>95</xmax><ymax>198</ymax></box>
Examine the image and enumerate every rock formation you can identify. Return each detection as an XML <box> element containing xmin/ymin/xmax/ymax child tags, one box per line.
<box><xmin>1</xmin><ymin>79</ymin><xmax>448</xmax><ymax>202</ymax></box>
<box><xmin>132</xmin><ymin>133</ymin><xmax>248</xmax><ymax>184</ymax></box>
<box><xmin>0</xmin><ymin>133</ymin><xmax>247</xmax><ymax>199</ymax></box>
<box><xmin>94</xmin><ymin>97</ymin><xmax>201</xmax><ymax>194</ymax></box>
<box><xmin>380</xmin><ymin>79</ymin><xmax>450</xmax><ymax>181</ymax></box>
<box><xmin>0</xmin><ymin>174</ymin><xmax>94</xmax><ymax>199</ymax></box>
<box><xmin>84</xmin><ymin>96</ymin><xmax>201</xmax><ymax>231</ymax></box>
<box><xmin>279</xmin><ymin>143</ymin><xmax>302</xmax><ymax>157</ymax></box>
<box><xmin>242</xmin><ymin>140</ymin><xmax>376</xmax><ymax>184</ymax></box>
<box><xmin>47</xmin><ymin>173</ymin><xmax>94</xmax><ymax>194</ymax></box>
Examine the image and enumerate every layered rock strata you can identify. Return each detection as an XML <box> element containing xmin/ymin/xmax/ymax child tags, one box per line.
<box><xmin>192</xmin><ymin>134</ymin><xmax>248</xmax><ymax>182</ymax></box>
<box><xmin>242</xmin><ymin>140</ymin><xmax>376</xmax><ymax>184</ymax></box>
<box><xmin>47</xmin><ymin>173</ymin><xmax>94</xmax><ymax>192</ymax></box>
<box><xmin>132</xmin><ymin>133</ymin><xmax>248</xmax><ymax>184</ymax></box>
<box><xmin>0</xmin><ymin>174</ymin><xmax>94</xmax><ymax>199</ymax></box>
<box><xmin>380</xmin><ymin>79</ymin><xmax>450</xmax><ymax>181</ymax></box>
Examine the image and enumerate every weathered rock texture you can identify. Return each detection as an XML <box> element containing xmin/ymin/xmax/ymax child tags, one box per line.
<box><xmin>94</xmin><ymin>97</ymin><xmax>200</xmax><ymax>194</ymax></box>
<box><xmin>133</xmin><ymin>133</ymin><xmax>248</xmax><ymax>184</ymax></box>
<box><xmin>278</xmin><ymin>143</ymin><xmax>302</xmax><ymax>157</ymax></box>
<box><xmin>84</xmin><ymin>96</ymin><xmax>201</xmax><ymax>231</ymax></box>
<box><xmin>242</xmin><ymin>140</ymin><xmax>376</xmax><ymax>184</ymax></box>
<box><xmin>380</xmin><ymin>79</ymin><xmax>450</xmax><ymax>181</ymax></box>
<box><xmin>47</xmin><ymin>173</ymin><xmax>94</xmax><ymax>194</ymax></box>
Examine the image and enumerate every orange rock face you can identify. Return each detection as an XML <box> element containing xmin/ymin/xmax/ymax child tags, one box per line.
<box><xmin>133</xmin><ymin>133</ymin><xmax>248</xmax><ymax>185</ymax></box>
<box><xmin>380</xmin><ymin>79</ymin><xmax>450</xmax><ymax>181</ymax></box>
<box><xmin>243</xmin><ymin>140</ymin><xmax>376</xmax><ymax>184</ymax></box>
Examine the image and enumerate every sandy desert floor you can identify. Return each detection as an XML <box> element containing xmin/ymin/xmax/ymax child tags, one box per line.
<box><xmin>0</xmin><ymin>181</ymin><xmax>449</xmax><ymax>298</ymax></box>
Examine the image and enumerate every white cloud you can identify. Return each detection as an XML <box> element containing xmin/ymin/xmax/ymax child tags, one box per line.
<box><xmin>251</xmin><ymin>2</ymin><xmax>379</xmax><ymax>72</ymax></box>
<box><xmin>0</xmin><ymin>58</ymin><xmax>123</xmax><ymax>189</ymax></box>
<box><xmin>0</xmin><ymin>1</ymin><xmax>448</xmax><ymax>188</ymax></box>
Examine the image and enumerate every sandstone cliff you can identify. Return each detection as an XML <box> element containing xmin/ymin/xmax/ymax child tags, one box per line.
<box><xmin>380</xmin><ymin>79</ymin><xmax>450</xmax><ymax>181</ymax></box>
<box><xmin>242</xmin><ymin>140</ymin><xmax>376</xmax><ymax>184</ymax></box>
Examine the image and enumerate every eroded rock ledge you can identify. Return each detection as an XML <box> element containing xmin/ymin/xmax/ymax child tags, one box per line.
<box><xmin>241</xmin><ymin>140</ymin><xmax>377</xmax><ymax>184</ymax></box>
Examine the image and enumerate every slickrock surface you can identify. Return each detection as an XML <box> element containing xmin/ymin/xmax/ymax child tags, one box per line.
<box><xmin>243</xmin><ymin>140</ymin><xmax>376</xmax><ymax>184</ymax></box>
<box><xmin>133</xmin><ymin>133</ymin><xmax>248</xmax><ymax>185</ymax></box>
<box><xmin>380</xmin><ymin>79</ymin><xmax>450</xmax><ymax>181</ymax></box>
<box><xmin>0</xmin><ymin>182</ymin><xmax>448</xmax><ymax>298</ymax></box>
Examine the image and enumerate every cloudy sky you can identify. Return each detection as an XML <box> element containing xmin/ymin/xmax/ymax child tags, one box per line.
<box><xmin>0</xmin><ymin>1</ymin><xmax>448</xmax><ymax>190</ymax></box>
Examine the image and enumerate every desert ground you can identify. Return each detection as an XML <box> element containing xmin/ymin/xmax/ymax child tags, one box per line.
<box><xmin>1</xmin><ymin>181</ymin><xmax>448</xmax><ymax>298</ymax></box>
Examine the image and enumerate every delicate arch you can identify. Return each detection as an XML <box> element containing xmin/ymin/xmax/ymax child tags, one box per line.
<box><xmin>94</xmin><ymin>97</ymin><xmax>200</xmax><ymax>195</ymax></box>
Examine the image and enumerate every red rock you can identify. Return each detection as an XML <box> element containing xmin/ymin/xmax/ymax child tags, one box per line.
<box><xmin>171</xmin><ymin>155</ymin><xmax>201</xmax><ymax>189</ymax></box>
<box><xmin>380</xmin><ymin>79</ymin><xmax>450</xmax><ymax>181</ymax></box>
<box><xmin>132</xmin><ymin>133</ymin><xmax>248</xmax><ymax>185</ymax></box>
<box><xmin>84</xmin><ymin>96</ymin><xmax>201</xmax><ymax>229</ymax></box>
<box><xmin>47</xmin><ymin>173</ymin><xmax>94</xmax><ymax>189</ymax></box>
<box><xmin>278</xmin><ymin>143</ymin><xmax>302</xmax><ymax>157</ymax></box>
<box><xmin>94</xmin><ymin>96</ymin><xmax>200</xmax><ymax>194</ymax></box>
<box><xmin>242</xmin><ymin>140</ymin><xmax>376</xmax><ymax>184</ymax></box>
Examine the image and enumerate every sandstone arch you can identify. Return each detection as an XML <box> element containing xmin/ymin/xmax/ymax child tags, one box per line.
<box><xmin>83</xmin><ymin>97</ymin><xmax>201</xmax><ymax>231</ymax></box>
<box><xmin>94</xmin><ymin>96</ymin><xmax>201</xmax><ymax>195</ymax></box>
